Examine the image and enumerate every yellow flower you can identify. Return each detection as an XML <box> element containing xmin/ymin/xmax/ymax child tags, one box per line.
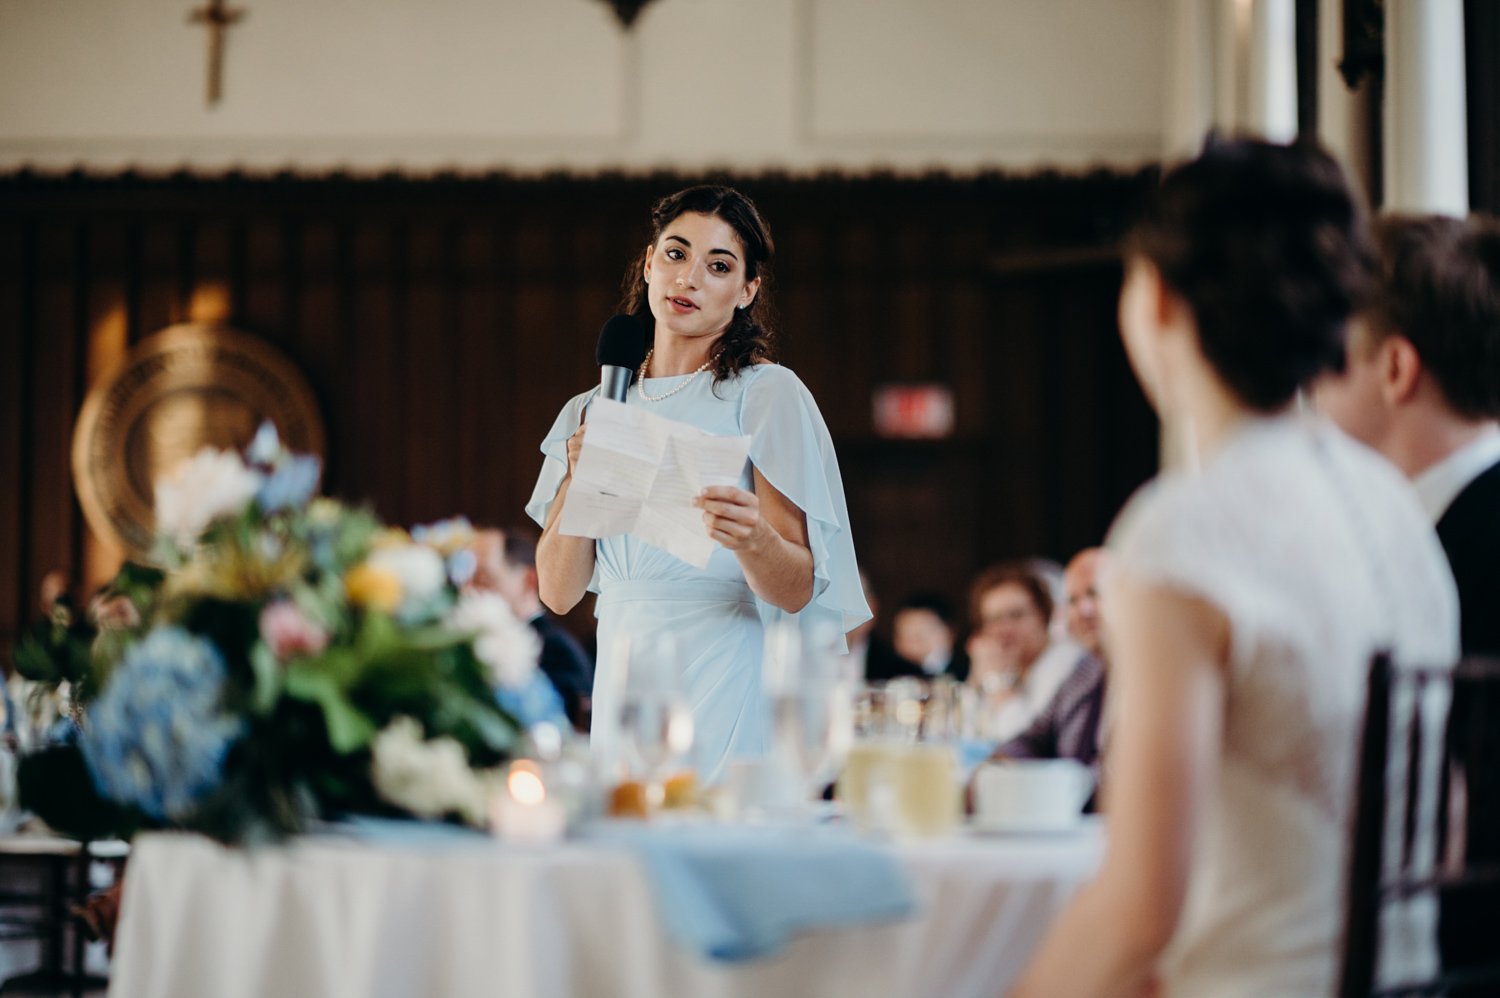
<box><xmin>163</xmin><ymin>540</ymin><xmax>307</xmax><ymax>603</ymax></box>
<box><xmin>368</xmin><ymin>528</ymin><xmax>412</xmax><ymax>551</ymax></box>
<box><xmin>344</xmin><ymin>563</ymin><xmax>403</xmax><ymax>613</ymax></box>
<box><xmin>306</xmin><ymin>498</ymin><xmax>343</xmax><ymax>525</ymax></box>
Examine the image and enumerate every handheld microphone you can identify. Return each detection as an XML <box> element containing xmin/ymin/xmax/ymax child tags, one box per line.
<box><xmin>596</xmin><ymin>314</ymin><xmax>647</xmax><ymax>403</ymax></box>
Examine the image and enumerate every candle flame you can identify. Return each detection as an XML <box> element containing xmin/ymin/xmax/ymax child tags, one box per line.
<box><xmin>508</xmin><ymin>763</ymin><xmax>546</xmax><ymax>806</ymax></box>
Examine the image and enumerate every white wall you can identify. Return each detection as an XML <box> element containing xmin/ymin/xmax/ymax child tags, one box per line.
<box><xmin>0</xmin><ymin>0</ymin><xmax>1169</xmax><ymax>174</ymax></box>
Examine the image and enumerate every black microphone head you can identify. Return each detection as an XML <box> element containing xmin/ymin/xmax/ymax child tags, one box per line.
<box><xmin>596</xmin><ymin>314</ymin><xmax>647</xmax><ymax>369</ymax></box>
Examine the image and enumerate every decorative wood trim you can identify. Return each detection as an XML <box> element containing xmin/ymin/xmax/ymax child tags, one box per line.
<box><xmin>0</xmin><ymin>164</ymin><xmax>1158</xmax><ymax>187</ymax></box>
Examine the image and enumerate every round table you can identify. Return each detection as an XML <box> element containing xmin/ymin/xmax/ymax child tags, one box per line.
<box><xmin>108</xmin><ymin>821</ymin><xmax>1102</xmax><ymax>998</ymax></box>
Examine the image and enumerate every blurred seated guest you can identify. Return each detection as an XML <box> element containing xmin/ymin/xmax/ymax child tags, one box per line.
<box><xmin>471</xmin><ymin>527</ymin><xmax>594</xmax><ymax>733</ymax></box>
<box><xmin>1026</xmin><ymin>557</ymin><xmax>1071</xmax><ymax>642</ymax></box>
<box><xmin>892</xmin><ymin>591</ymin><xmax>969</xmax><ymax>681</ymax></box>
<box><xmin>1010</xmin><ymin>138</ymin><xmax>1458</xmax><ymax>998</ymax></box>
<box><xmin>992</xmin><ymin>548</ymin><xmax>1109</xmax><ymax>774</ymax></box>
<box><xmin>842</xmin><ymin>571</ymin><xmax>920</xmax><ymax>683</ymax></box>
<box><xmin>964</xmin><ymin>560</ymin><xmax>1088</xmax><ymax>742</ymax></box>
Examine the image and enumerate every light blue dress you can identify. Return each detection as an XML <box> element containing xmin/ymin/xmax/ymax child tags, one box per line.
<box><xmin>526</xmin><ymin>364</ymin><xmax>870</xmax><ymax>783</ymax></box>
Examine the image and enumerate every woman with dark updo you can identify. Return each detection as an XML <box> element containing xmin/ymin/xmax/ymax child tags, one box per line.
<box><xmin>528</xmin><ymin>186</ymin><xmax>868</xmax><ymax>783</ymax></box>
<box><xmin>1011</xmin><ymin>140</ymin><xmax>1458</xmax><ymax>997</ymax></box>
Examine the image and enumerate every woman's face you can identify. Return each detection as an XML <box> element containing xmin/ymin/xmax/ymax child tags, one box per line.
<box><xmin>643</xmin><ymin>211</ymin><xmax>760</xmax><ymax>344</ymax></box>
<box><xmin>975</xmin><ymin>582</ymin><xmax>1050</xmax><ymax>670</ymax></box>
<box><xmin>893</xmin><ymin>608</ymin><xmax>952</xmax><ymax>666</ymax></box>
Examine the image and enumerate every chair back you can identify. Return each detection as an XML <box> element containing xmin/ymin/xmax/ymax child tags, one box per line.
<box><xmin>1340</xmin><ymin>652</ymin><xmax>1500</xmax><ymax>998</ymax></box>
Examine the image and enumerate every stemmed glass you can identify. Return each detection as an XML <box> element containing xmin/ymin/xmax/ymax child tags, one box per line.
<box><xmin>617</xmin><ymin>634</ymin><xmax>694</xmax><ymax>807</ymax></box>
<box><xmin>764</xmin><ymin>623</ymin><xmax>854</xmax><ymax>805</ymax></box>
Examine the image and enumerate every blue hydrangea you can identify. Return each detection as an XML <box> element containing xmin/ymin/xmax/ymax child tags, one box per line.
<box><xmin>80</xmin><ymin>627</ymin><xmax>245</xmax><ymax>821</ymax></box>
<box><xmin>446</xmin><ymin>548</ymin><xmax>478</xmax><ymax>588</ymax></box>
<box><xmin>246</xmin><ymin>420</ymin><xmax>283</xmax><ymax>466</ymax></box>
<box><xmin>256</xmin><ymin>454</ymin><xmax>321</xmax><ymax>513</ymax></box>
<box><xmin>495</xmin><ymin>673</ymin><xmax>568</xmax><ymax>731</ymax></box>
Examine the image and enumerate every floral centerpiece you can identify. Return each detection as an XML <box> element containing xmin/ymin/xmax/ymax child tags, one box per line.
<box><xmin>14</xmin><ymin>424</ymin><xmax>551</xmax><ymax>844</ymax></box>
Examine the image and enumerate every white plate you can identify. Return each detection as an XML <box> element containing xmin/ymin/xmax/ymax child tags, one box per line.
<box><xmin>966</xmin><ymin>818</ymin><xmax>1088</xmax><ymax>837</ymax></box>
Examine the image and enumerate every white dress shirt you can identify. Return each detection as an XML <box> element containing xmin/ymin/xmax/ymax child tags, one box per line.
<box><xmin>1413</xmin><ymin>427</ymin><xmax>1500</xmax><ymax>523</ymax></box>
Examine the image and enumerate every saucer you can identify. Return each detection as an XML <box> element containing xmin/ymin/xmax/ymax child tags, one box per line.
<box><xmin>967</xmin><ymin>815</ymin><xmax>1087</xmax><ymax>836</ymax></box>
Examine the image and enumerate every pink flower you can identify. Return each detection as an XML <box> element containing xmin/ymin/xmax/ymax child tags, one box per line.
<box><xmin>258</xmin><ymin>601</ymin><xmax>328</xmax><ymax>662</ymax></box>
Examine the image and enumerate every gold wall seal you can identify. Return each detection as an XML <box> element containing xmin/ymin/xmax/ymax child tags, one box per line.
<box><xmin>72</xmin><ymin>324</ymin><xmax>326</xmax><ymax>557</ymax></box>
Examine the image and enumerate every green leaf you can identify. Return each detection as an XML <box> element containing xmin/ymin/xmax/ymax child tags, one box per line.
<box><xmin>284</xmin><ymin>665</ymin><xmax>376</xmax><ymax>753</ymax></box>
<box><xmin>109</xmin><ymin>562</ymin><xmax>165</xmax><ymax>607</ymax></box>
<box><xmin>249</xmin><ymin>641</ymin><xmax>283</xmax><ymax>715</ymax></box>
<box><xmin>12</xmin><ymin>633</ymin><xmax>62</xmax><ymax>683</ymax></box>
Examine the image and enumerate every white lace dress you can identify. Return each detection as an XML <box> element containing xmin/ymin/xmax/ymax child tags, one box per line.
<box><xmin>1105</xmin><ymin>413</ymin><xmax>1459</xmax><ymax>998</ymax></box>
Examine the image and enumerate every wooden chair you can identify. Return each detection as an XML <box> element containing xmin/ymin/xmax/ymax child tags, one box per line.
<box><xmin>0</xmin><ymin>835</ymin><xmax>127</xmax><ymax>998</ymax></box>
<box><xmin>1340</xmin><ymin>653</ymin><xmax>1500</xmax><ymax>998</ymax></box>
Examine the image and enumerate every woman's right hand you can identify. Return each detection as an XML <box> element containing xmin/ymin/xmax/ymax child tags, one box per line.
<box><xmin>565</xmin><ymin>422</ymin><xmax>587</xmax><ymax>478</ymax></box>
<box><xmin>966</xmin><ymin>631</ymin><xmax>1011</xmax><ymax>688</ymax></box>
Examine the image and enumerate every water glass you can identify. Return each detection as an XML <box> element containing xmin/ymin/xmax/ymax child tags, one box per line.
<box><xmin>764</xmin><ymin>623</ymin><xmax>854</xmax><ymax>801</ymax></box>
<box><xmin>839</xmin><ymin>678</ymin><xmax>962</xmax><ymax>837</ymax></box>
<box><xmin>617</xmin><ymin>634</ymin><xmax>694</xmax><ymax>798</ymax></box>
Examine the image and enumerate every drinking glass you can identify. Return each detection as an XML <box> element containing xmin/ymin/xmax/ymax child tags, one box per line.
<box><xmin>764</xmin><ymin>623</ymin><xmax>854</xmax><ymax>803</ymax></box>
<box><xmin>617</xmin><ymin>634</ymin><xmax>694</xmax><ymax>805</ymax></box>
<box><xmin>839</xmin><ymin>679</ymin><xmax>962</xmax><ymax>838</ymax></box>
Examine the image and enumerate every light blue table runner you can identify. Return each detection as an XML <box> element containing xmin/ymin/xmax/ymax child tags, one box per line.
<box><xmin>326</xmin><ymin>816</ymin><xmax>916</xmax><ymax>962</ymax></box>
<box><xmin>582</xmin><ymin>821</ymin><xmax>916</xmax><ymax>962</ymax></box>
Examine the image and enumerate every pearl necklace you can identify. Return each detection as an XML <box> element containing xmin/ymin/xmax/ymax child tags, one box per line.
<box><xmin>635</xmin><ymin>349</ymin><xmax>711</xmax><ymax>402</ymax></box>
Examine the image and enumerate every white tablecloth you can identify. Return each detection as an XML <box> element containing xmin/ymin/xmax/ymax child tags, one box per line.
<box><xmin>108</xmin><ymin>822</ymin><xmax>1102</xmax><ymax>998</ymax></box>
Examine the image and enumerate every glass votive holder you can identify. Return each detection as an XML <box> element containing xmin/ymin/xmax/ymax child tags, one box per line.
<box><xmin>490</xmin><ymin>760</ymin><xmax>567</xmax><ymax>845</ymax></box>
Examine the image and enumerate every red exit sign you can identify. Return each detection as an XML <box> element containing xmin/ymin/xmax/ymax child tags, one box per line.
<box><xmin>872</xmin><ymin>383</ymin><xmax>955</xmax><ymax>439</ymax></box>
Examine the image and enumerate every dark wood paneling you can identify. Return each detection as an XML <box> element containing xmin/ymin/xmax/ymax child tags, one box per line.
<box><xmin>28</xmin><ymin>221</ymin><xmax>83</xmax><ymax>614</ymax></box>
<box><xmin>0</xmin><ymin>220</ymin><xmax>28</xmax><ymax>633</ymax></box>
<box><xmin>135</xmin><ymin>221</ymin><xmax>182</xmax><ymax>342</ymax></box>
<box><xmin>0</xmin><ymin>171</ymin><xmax>1158</xmax><ymax>652</ymax></box>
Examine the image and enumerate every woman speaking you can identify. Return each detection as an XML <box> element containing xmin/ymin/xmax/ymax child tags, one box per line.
<box><xmin>527</xmin><ymin>186</ymin><xmax>868</xmax><ymax>783</ymax></box>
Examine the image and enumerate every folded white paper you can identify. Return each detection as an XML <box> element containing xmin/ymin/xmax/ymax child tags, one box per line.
<box><xmin>557</xmin><ymin>398</ymin><xmax>751</xmax><ymax>569</ymax></box>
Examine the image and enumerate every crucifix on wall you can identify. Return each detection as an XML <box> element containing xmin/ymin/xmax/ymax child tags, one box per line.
<box><xmin>188</xmin><ymin>0</ymin><xmax>245</xmax><ymax>106</ymax></box>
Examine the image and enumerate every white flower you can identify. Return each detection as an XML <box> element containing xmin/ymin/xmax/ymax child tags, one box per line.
<box><xmin>445</xmin><ymin>590</ymin><xmax>540</xmax><ymax>689</ymax></box>
<box><xmin>365</xmin><ymin>543</ymin><xmax>447</xmax><ymax>615</ymax></box>
<box><xmin>369</xmin><ymin>716</ymin><xmax>487</xmax><ymax>825</ymax></box>
<box><xmin>154</xmin><ymin>447</ymin><xmax>265</xmax><ymax>547</ymax></box>
<box><xmin>410</xmin><ymin>516</ymin><xmax>476</xmax><ymax>555</ymax></box>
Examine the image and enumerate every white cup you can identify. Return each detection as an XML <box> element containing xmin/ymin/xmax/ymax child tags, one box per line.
<box><xmin>972</xmin><ymin>759</ymin><xmax>1092</xmax><ymax>832</ymax></box>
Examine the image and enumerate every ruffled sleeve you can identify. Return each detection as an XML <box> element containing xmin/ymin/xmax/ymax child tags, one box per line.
<box><xmin>524</xmin><ymin>388</ymin><xmax>602</xmax><ymax>594</ymax></box>
<box><xmin>525</xmin><ymin>388</ymin><xmax>597</xmax><ymax>530</ymax></box>
<box><xmin>741</xmin><ymin>366</ymin><xmax>872</xmax><ymax>648</ymax></box>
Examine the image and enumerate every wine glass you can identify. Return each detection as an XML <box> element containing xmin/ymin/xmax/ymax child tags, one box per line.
<box><xmin>617</xmin><ymin>634</ymin><xmax>694</xmax><ymax>806</ymax></box>
<box><xmin>765</xmin><ymin>623</ymin><xmax>854</xmax><ymax>804</ymax></box>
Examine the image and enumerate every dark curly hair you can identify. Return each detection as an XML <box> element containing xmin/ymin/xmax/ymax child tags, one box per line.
<box><xmin>618</xmin><ymin>185</ymin><xmax>776</xmax><ymax>386</ymax></box>
<box><xmin>1364</xmin><ymin>213</ymin><xmax>1500</xmax><ymax>420</ymax></box>
<box><xmin>1124</xmin><ymin>137</ymin><xmax>1376</xmax><ymax>411</ymax></box>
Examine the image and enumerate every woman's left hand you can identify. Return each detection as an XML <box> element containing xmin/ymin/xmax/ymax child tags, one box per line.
<box><xmin>694</xmin><ymin>485</ymin><xmax>770</xmax><ymax>552</ymax></box>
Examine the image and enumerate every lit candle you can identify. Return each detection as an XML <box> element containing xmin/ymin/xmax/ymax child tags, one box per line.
<box><xmin>491</xmin><ymin>760</ymin><xmax>567</xmax><ymax>844</ymax></box>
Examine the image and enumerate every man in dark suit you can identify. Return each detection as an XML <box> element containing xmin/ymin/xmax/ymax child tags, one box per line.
<box><xmin>1315</xmin><ymin>212</ymin><xmax>1500</xmax><ymax>987</ymax></box>
<box><xmin>1316</xmin><ymin>213</ymin><xmax>1500</xmax><ymax>652</ymax></box>
<box><xmin>473</xmin><ymin>527</ymin><xmax>596</xmax><ymax>733</ymax></box>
